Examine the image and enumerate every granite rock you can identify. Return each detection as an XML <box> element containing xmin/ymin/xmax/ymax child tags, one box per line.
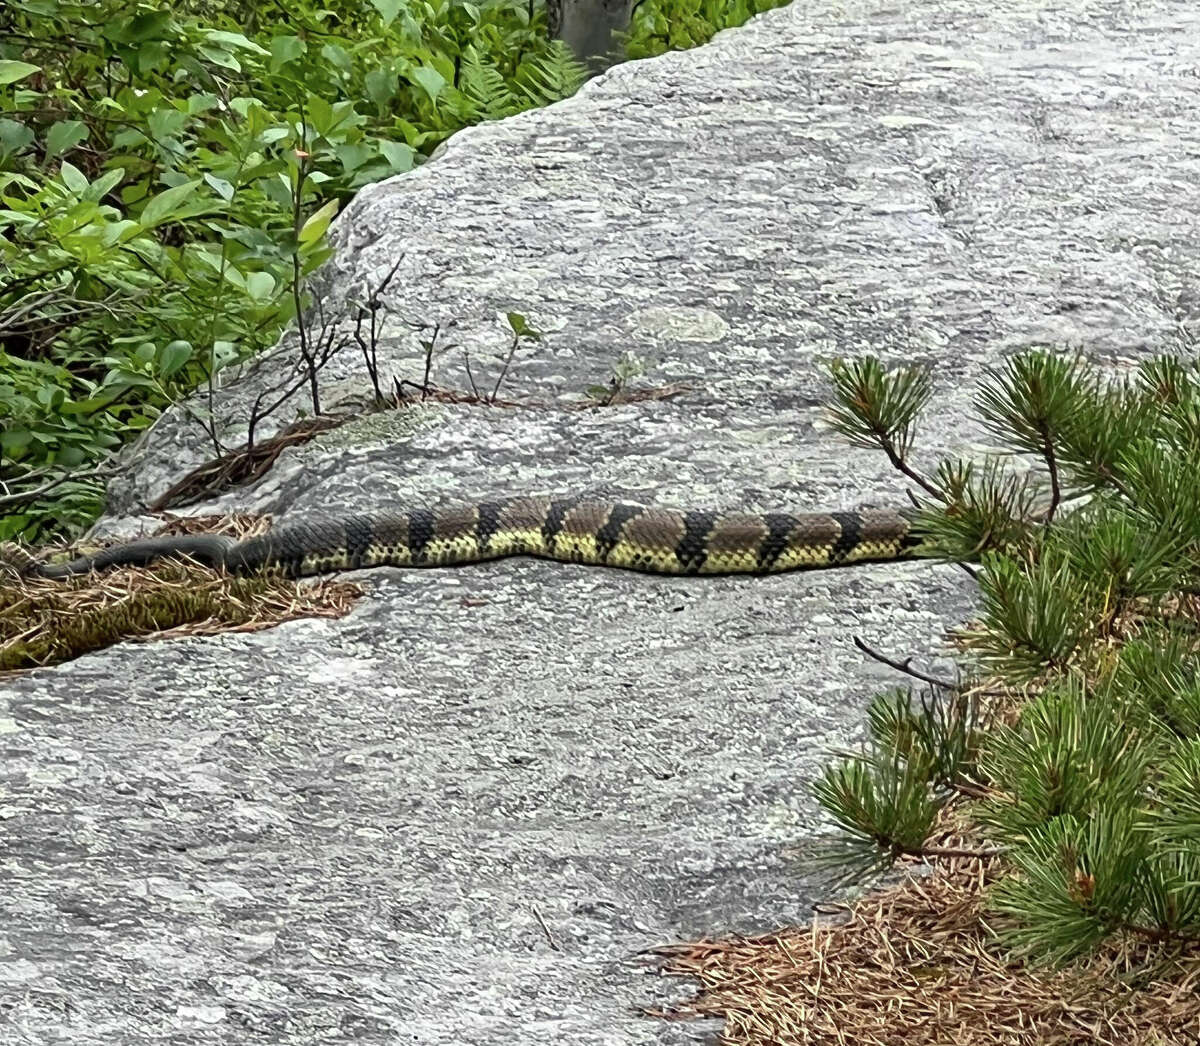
<box><xmin>5</xmin><ymin>2</ymin><xmax>1200</xmax><ymax>1043</ymax></box>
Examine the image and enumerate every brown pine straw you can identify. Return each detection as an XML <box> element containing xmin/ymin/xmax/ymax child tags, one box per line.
<box><xmin>650</xmin><ymin>857</ymin><xmax>1200</xmax><ymax>1046</ymax></box>
<box><xmin>1</xmin><ymin>513</ymin><xmax>361</xmax><ymax>674</ymax></box>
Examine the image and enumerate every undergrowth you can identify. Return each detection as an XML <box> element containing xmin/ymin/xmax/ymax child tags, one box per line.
<box><xmin>1</xmin><ymin>0</ymin><xmax>777</xmax><ymax>543</ymax></box>
<box><xmin>0</xmin><ymin>0</ymin><xmax>590</xmax><ymax>541</ymax></box>
<box><xmin>625</xmin><ymin>0</ymin><xmax>788</xmax><ymax>58</ymax></box>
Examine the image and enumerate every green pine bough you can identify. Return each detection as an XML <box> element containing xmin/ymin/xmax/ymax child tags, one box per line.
<box><xmin>817</xmin><ymin>349</ymin><xmax>1200</xmax><ymax>964</ymax></box>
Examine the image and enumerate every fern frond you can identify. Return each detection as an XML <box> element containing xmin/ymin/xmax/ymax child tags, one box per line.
<box><xmin>455</xmin><ymin>43</ymin><xmax>522</xmax><ymax>121</ymax></box>
<box><xmin>513</xmin><ymin>40</ymin><xmax>587</xmax><ymax>107</ymax></box>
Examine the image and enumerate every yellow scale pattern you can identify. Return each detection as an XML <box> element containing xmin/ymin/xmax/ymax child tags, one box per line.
<box><xmin>293</xmin><ymin>499</ymin><xmax>913</xmax><ymax>578</ymax></box>
<box><xmin>18</xmin><ymin>498</ymin><xmax>914</xmax><ymax>580</ymax></box>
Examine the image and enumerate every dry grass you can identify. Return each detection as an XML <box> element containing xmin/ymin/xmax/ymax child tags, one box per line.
<box><xmin>148</xmin><ymin>418</ymin><xmax>344</xmax><ymax>512</ymax></box>
<box><xmin>651</xmin><ymin>858</ymin><xmax>1200</xmax><ymax>1046</ymax></box>
<box><xmin>0</xmin><ymin>513</ymin><xmax>361</xmax><ymax>674</ymax></box>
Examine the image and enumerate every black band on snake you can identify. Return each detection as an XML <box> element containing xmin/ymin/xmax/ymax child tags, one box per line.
<box><xmin>7</xmin><ymin>496</ymin><xmax>919</xmax><ymax>580</ymax></box>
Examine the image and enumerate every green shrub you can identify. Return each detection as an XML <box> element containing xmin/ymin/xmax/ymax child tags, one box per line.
<box><xmin>819</xmin><ymin>349</ymin><xmax>1200</xmax><ymax>963</ymax></box>
<box><xmin>1</xmin><ymin>0</ymin><xmax>794</xmax><ymax>541</ymax></box>
<box><xmin>625</xmin><ymin>0</ymin><xmax>790</xmax><ymax>58</ymax></box>
<box><xmin>0</xmin><ymin>0</ymin><xmax>587</xmax><ymax>540</ymax></box>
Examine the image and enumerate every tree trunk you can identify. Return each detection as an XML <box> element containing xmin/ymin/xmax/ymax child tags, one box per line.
<box><xmin>549</xmin><ymin>0</ymin><xmax>634</xmax><ymax>72</ymax></box>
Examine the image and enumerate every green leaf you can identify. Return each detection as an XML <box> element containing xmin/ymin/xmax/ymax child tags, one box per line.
<box><xmin>0</xmin><ymin>60</ymin><xmax>40</xmax><ymax>85</ymax></box>
<box><xmin>378</xmin><ymin>140</ymin><xmax>415</xmax><ymax>173</ymax></box>
<box><xmin>0</xmin><ymin>427</ymin><xmax>32</xmax><ymax>456</ymax></box>
<box><xmin>506</xmin><ymin>312</ymin><xmax>540</xmax><ymax>339</ymax></box>
<box><xmin>102</xmin><ymin>218</ymin><xmax>142</xmax><ymax>245</ymax></box>
<box><xmin>428</xmin><ymin>53</ymin><xmax>456</xmax><ymax>86</ymax></box>
<box><xmin>0</xmin><ymin>209</ymin><xmax>37</xmax><ymax>227</ymax></box>
<box><xmin>371</xmin><ymin>0</ymin><xmax>403</xmax><ymax>23</ymax></box>
<box><xmin>140</xmin><ymin>179</ymin><xmax>202</xmax><ymax>226</ymax></box>
<box><xmin>335</xmin><ymin>142</ymin><xmax>373</xmax><ymax>174</ymax></box>
<box><xmin>298</xmin><ymin>198</ymin><xmax>338</xmax><ymax>245</ymax></box>
<box><xmin>45</xmin><ymin>119</ymin><xmax>89</xmax><ymax>159</ymax></box>
<box><xmin>220</xmin><ymin>266</ymin><xmax>246</xmax><ymax>291</ymax></box>
<box><xmin>103</xmin><ymin>371</ymin><xmax>158</xmax><ymax>391</ymax></box>
<box><xmin>35</xmin><ymin>384</ymin><xmax>65</xmax><ymax>409</ymax></box>
<box><xmin>270</xmin><ymin>35</ymin><xmax>306</xmax><ymax>68</ymax></box>
<box><xmin>198</xmin><ymin>47</ymin><xmax>240</xmax><ymax>72</ymax></box>
<box><xmin>187</xmin><ymin>93</ymin><xmax>220</xmax><ymax>116</ymax></box>
<box><xmin>0</xmin><ymin>171</ymin><xmax>38</xmax><ymax>193</ymax></box>
<box><xmin>87</xmin><ymin>167</ymin><xmax>126</xmax><ymax>200</ymax></box>
<box><xmin>321</xmin><ymin>43</ymin><xmax>353</xmax><ymax>76</ymax></box>
<box><xmin>203</xmin><ymin>30</ymin><xmax>269</xmax><ymax>55</ymax></box>
<box><xmin>146</xmin><ymin>107</ymin><xmax>186</xmax><ymax>142</ymax></box>
<box><xmin>0</xmin><ymin>515</ymin><xmax>32</xmax><ymax>542</ymax></box>
<box><xmin>0</xmin><ymin>118</ymin><xmax>36</xmax><ymax>157</ymax></box>
<box><xmin>365</xmin><ymin>66</ymin><xmax>398</xmax><ymax>109</ymax></box>
<box><xmin>157</xmin><ymin>340</ymin><xmax>193</xmax><ymax>377</ymax></box>
<box><xmin>410</xmin><ymin>66</ymin><xmax>447</xmax><ymax>105</ymax></box>
<box><xmin>109</xmin><ymin>11</ymin><xmax>171</xmax><ymax>43</ymax></box>
<box><xmin>203</xmin><ymin>173</ymin><xmax>234</xmax><ymax>201</ymax></box>
<box><xmin>58</xmin><ymin>162</ymin><xmax>88</xmax><ymax>194</ymax></box>
<box><xmin>244</xmin><ymin>272</ymin><xmax>276</xmax><ymax>301</ymax></box>
<box><xmin>304</xmin><ymin>94</ymin><xmax>335</xmax><ymax>136</ymax></box>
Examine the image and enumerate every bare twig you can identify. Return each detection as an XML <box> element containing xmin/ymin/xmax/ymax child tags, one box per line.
<box><xmin>421</xmin><ymin>322</ymin><xmax>440</xmax><ymax>400</ymax></box>
<box><xmin>531</xmin><ymin>906</ymin><xmax>560</xmax><ymax>951</ymax></box>
<box><xmin>902</xmin><ymin>841</ymin><xmax>1003</xmax><ymax>861</ymax></box>
<box><xmin>877</xmin><ymin>436</ymin><xmax>945</xmax><ymax>502</ymax></box>
<box><xmin>351</xmin><ymin>307</ymin><xmax>382</xmax><ymax>403</ymax></box>
<box><xmin>244</xmin><ymin>313</ymin><xmax>348</xmax><ymax>450</ymax></box>
<box><xmin>350</xmin><ymin>255</ymin><xmax>405</xmax><ymax>404</ymax></box>
<box><xmin>852</xmin><ymin>635</ymin><xmax>962</xmax><ymax>691</ymax></box>
<box><xmin>246</xmin><ymin>363</ymin><xmax>310</xmax><ymax>450</ymax></box>
<box><xmin>463</xmin><ymin>346</ymin><xmax>481</xmax><ymax>400</ymax></box>
<box><xmin>490</xmin><ymin>331</ymin><xmax>520</xmax><ymax>404</ymax></box>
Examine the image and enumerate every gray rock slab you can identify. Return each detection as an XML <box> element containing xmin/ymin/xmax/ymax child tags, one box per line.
<box><xmin>5</xmin><ymin>1</ymin><xmax>1200</xmax><ymax>1043</ymax></box>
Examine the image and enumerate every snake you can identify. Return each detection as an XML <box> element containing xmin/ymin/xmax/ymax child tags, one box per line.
<box><xmin>4</xmin><ymin>496</ymin><xmax>918</xmax><ymax>580</ymax></box>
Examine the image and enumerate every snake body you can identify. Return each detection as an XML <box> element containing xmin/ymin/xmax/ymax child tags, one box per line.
<box><xmin>16</xmin><ymin>496</ymin><xmax>917</xmax><ymax>580</ymax></box>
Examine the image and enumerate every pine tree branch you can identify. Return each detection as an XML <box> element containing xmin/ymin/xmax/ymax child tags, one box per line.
<box><xmin>1039</xmin><ymin>424</ymin><xmax>1062</xmax><ymax>524</ymax></box>
<box><xmin>948</xmin><ymin>777</ymin><xmax>991</xmax><ymax>799</ymax></box>
<box><xmin>876</xmin><ymin>434</ymin><xmax>945</xmax><ymax>502</ymax></box>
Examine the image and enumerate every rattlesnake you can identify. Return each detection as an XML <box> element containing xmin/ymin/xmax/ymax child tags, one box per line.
<box><xmin>4</xmin><ymin>496</ymin><xmax>916</xmax><ymax>579</ymax></box>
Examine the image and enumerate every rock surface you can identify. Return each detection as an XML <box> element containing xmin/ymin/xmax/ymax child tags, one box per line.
<box><xmin>5</xmin><ymin>1</ymin><xmax>1200</xmax><ymax>1043</ymax></box>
